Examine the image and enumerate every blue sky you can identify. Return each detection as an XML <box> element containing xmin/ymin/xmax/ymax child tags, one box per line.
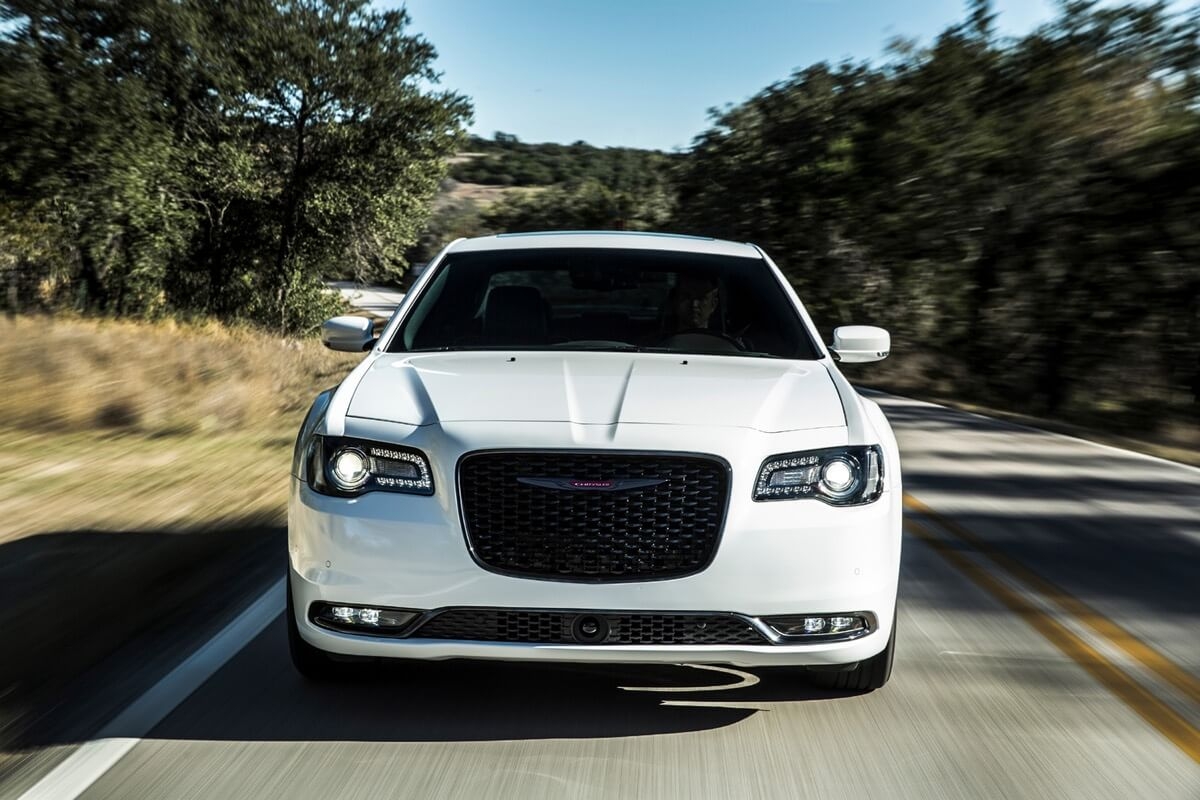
<box><xmin>389</xmin><ymin>1</ymin><xmax>1064</xmax><ymax>150</ymax></box>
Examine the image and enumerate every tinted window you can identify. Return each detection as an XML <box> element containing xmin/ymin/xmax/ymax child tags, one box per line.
<box><xmin>388</xmin><ymin>248</ymin><xmax>818</xmax><ymax>359</ymax></box>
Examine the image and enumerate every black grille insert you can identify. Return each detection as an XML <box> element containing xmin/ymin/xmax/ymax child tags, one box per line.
<box><xmin>457</xmin><ymin>451</ymin><xmax>729</xmax><ymax>581</ymax></box>
<box><xmin>412</xmin><ymin>609</ymin><xmax>768</xmax><ymax>645</ymax></box>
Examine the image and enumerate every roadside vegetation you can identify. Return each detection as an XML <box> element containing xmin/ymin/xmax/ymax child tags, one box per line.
<box><xmin>673</xmin><ymin>2</ymin><xmax>1200</xmax><ymax>440</ymax></box>
<box><xmin>420</xmin><ymin>1</ymin><xmax>1200</xmax><ymax>445</ymax></box>
<box><xmin>408</xmin><ymin>136</ymin><xmax>678</xmax><ymax>264</ymax></box>
<box><xmin>1</xmin><ymin>0</ymin><xmax>1196</xmax><ymax>444</ymax></box>
<box><xmin>449</xmin><ymin>133</ymin><xmax>679</xmax><ymax>189</ymax></box>
<box><xmin>0</xmin><ymin>0</ymin><xmax>470</xmax><ymax>331</ymax></box>
<box><xmin>0</xmin><ymin>314</ymin><xmax>361</xmax><ymax>754</ymax></box>
<box><xmin>0</xmin><ymin>316</ymin><xmax>358</xmax><ymax>541</ymax></box>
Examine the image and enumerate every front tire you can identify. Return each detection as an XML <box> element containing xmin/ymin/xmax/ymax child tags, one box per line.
<box><xmin>807</xmin><ymin>613</ymin><xmax>896</xmax><ymax>692</ymax></box>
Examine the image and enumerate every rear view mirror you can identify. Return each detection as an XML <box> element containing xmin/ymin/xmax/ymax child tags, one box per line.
<box><xmin>829</xmin><ymin>325</ymin><xmax>890</xmax><ymax>363</ymax></box>
<box><xmin>322</xmin><ymin>316</ymin><xmax>377</xmax><ymax>352</ymax></box>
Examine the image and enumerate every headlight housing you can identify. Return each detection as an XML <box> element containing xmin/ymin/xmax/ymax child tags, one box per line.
<box><xmin>754</xmin><ymin>445</ymin><xmax>883</xmax><ymax>505</ymax></box>
<box><xmin>303</xmin><ymin>434</ymin><xmax>434</xmax><ymax>497</ymax></box>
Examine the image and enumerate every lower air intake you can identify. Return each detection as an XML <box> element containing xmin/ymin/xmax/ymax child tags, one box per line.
<box><xmin>411</xmin><ymin>608</ymin><xmax>768</xmax><ymax>645</ymax></box>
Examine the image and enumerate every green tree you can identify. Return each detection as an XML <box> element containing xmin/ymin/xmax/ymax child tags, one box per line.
<box><xmin>232</xmin><ymin>0</ymin><xmax>471</xmax><ymax>328</ymax></box>
<box><xmin>483</xmin><ymin>179</ymin><xmax>672</xmax><ymax>234</ymax></box>
<box><xmin>0</xmin><ymin>0</ymin><xmax>472</xmax><ymax>330</ymax></box>
<box><xmin>449</xmin><ymin>132</ymin><xmax>678</xmax><ymax>194</ymax></box>
<box><xmin>672</xmin><ymin>0</ymin><xmax>1200</xmax><ymax>428</ymax></box>
<box><xmin>0</xmin><ymin>0</ymin><xmax>196</xmax><ymax>314</ymax></box>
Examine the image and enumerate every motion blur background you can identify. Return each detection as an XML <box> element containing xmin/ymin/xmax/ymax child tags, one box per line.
<box><xmin>0</xmin><ymin>0</ymin><xmax>1197</xmax><ymax>792</ymax></box>
<box><xmin>2</xmin><ymin>0</ymin><xmax>1197</xmax><ymax>443</ymax></box>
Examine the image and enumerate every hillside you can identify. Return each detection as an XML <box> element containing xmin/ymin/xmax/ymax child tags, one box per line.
<box><xmin>409</xmin><ymin>134</ymin><xmax>677</xmax><ymax>263</ymax></box>
<box><xmin>449</xmin><ymin>133</ymin><xmax>677</xmax><ymax>189</ymax></box>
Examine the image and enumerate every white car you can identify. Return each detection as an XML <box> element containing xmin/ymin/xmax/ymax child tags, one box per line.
<box><xmin>289</xmin><ymin>231</ymin><xmax>901</xmax><ymax>691</ymax></box>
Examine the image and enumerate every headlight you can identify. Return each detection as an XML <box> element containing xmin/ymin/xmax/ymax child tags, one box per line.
<box><xmin>329</xmin><ymin>446</ymin><xmax>370</xmax><ymax>490</ymax></box>
<box><xmin>754</xmin><ymin>445</ymin><xmax>883</xmax><ymax>504</ymax></box>
<box><xmin>305</xmin><ymin>435</ymin><xmax>434</xmax><ymax>497</ymax></box>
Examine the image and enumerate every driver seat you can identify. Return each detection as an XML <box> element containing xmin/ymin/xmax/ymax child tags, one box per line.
<box><xmin>483</xmin><ymin>286</ymin><xmax>549</xmax><ymax>345</ymax></box>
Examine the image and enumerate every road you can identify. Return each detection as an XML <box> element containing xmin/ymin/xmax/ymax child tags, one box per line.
<box><xmin>3</xmin><ymin>395</ymin><xmax>1199</xmax><ymax>799</ymax></box>
<box><xmin>326</xmin><ymin>281</ymin><xmax>406</xmax><ymax>317</ymax></box>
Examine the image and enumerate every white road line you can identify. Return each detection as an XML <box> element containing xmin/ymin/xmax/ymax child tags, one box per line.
<box><xmin>18</xmin><ymin>578</ymin><xmax>285</xmax><ymax>800</ymax></box>
<box><xmin>865</xmin><ymin>389</ymin><xmax>1200</xmax><ymax>476</ymax></box>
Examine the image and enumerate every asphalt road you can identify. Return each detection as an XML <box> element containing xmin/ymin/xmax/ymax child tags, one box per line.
<box><xmin>4</xmin><ymin>394</ymin><xmax>1199</xmax><ymax>799</ymax></box>
<box><xmin>326</xmin><ymin>282</ymin><xmax>406</xmax><ymax>317</ymax></box>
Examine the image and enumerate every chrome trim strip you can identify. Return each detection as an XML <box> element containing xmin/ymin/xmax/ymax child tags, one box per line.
<box><xmin>311</xmin><ymin>603</ymin><xmax>878</xmax><ymax>645</ymax></box>
<box><xmin>750</xmin><ymin>611</ymin><xmax>878</xmax><ymax>644</ymax></box>
<box><xmin>515</xmin><ymin>476</ymin><xmax>669</xmax><ymax>492</ymax></box>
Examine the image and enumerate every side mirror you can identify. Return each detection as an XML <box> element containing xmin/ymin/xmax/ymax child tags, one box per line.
<box><xmin>322</xmin><ymin>316</ymin><xmax>377</xmax><ymax>352</ymax></box>
<box><xmin>829</xmin><ymin>325</ymin><xmax>890</xmax><ymax>363</ymax></box>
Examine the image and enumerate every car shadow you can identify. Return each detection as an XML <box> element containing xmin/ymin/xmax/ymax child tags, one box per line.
<box><xmin>0</xmin><ymin>524</ymin><xmax>868</xmax><ymax>756</ymax></box>
<box><xmin>127</xmin><ymin>618</ymin><xmax>857</xmax><ymax>744</ymax></box>
<box><xmin>0</xmin><ymin>522</ymin><xmax>285</xmax><ymax>757</ymax></box>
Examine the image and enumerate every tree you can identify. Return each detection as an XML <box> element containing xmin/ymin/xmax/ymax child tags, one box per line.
<box><xmin>483</xmin><ymin>179</ymin><xmax>671</xmax><ymax>234</ymax></box>
<box><xmin>0</xmin><ymin>0</ymin><xmax>196</xmax><ymax>314</ymax></box>
<box><xmin>0</xmin><ymin>0</ymin><xmax>472</xmax><ymax>330</ymax></box>
<box><xmin>229</xmin><ymin>0</ymin><xmax>470</xmax><ymax>328</ymax></box>
<box><xmin>672</xmin><ymin>0</ymin><xmax>1200</xmax><ymax>429</ymax></box>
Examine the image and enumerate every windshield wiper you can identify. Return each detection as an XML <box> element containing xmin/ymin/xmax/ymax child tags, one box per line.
<box><xmin>406</xmin><ymin>344</ymin><xmax>782</xmax><ymax>358</ymax></box>
<box><xmin>409</xmin><ymin>345</ymin><xmax>476</xmax><ymax>352</ymax></box>
<box><xmin>551</xmin><ymin>343</ymin><xmax>661</xmax><ymax>352</ymax></box>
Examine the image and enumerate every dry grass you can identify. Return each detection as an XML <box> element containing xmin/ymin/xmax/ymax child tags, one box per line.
<box><xmin>0</xmin><ymin>315</ymin><xmax>356</xmax><ymax>436</ymax></box>
<box><xmin>2</xmin><ymin>314</ymin><xmax>1192</xmax><ymax>539</ymax></box>
<box><xmin>0</xmin><ymin>315</ymin><xmax>360</xmax><ymax>542</ymax></box>
<box><xmin>435</xmin><ymin>179</ymin><xmax>541</xmax><ymax>209</ymax></box>
<box><xmin>0</xmin><ymin>316</ymin><xmax>364</xmax><ymax>747</ymax></box>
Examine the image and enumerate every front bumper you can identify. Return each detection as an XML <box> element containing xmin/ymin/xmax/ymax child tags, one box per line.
<box><xmin>291</xmin><ymin>602</ymin><xmax>892</xmax><ymax>668</ymax></box>
<box><xmin>289</xmin><ymin>419</ymin><xmax>901</xmax><ymax>668</ymax></box>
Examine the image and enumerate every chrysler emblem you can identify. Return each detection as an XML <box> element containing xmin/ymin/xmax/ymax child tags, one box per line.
<box><xmin>516</xmin><ymin>477</ymin><xmax>667</xmax><ymax>492</ymax></box>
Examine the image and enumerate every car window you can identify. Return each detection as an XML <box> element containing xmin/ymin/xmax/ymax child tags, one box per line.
<box><xmin>389</xmin><ymin>247</ymin><xmax>819</xmax><ymax>359</ymax></box>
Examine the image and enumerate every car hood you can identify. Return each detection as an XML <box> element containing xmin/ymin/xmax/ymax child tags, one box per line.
<box><xmin>345</xmin><ymin>352</ymin><xmax>845</xmax><ymax>433</ymax></box>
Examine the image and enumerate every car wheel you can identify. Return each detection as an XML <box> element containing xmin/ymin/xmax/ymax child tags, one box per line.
<box><xmin>286</xmin><ymin>574</ymin><xmax>346</xmax><ymax>681</ymax></box>
<box><xmin>807</xmin><ymin>611</ymin><xmax>896</xmax><ymax>693</ymax></box>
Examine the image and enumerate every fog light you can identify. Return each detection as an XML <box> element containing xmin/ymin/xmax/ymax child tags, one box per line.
<box><xmin>762</xmin><ymin>613</ymin><xmax>870</xmax><ymax>639</ymax></box>
<box><xmin>314</xmin><ymin>603</ymin><xmax>419</xmax><ymax>634</ymax></box>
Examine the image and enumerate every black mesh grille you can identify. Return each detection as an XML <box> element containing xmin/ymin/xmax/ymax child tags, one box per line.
<box><xmin>458</xmin><ymin>451</ymin><xmax>729</xmax><ymax>581</ymax></box>
<box><xmin>413</xmin><ymin>609</ymin><xmax>768</xmax><ymax>645</ymax></box>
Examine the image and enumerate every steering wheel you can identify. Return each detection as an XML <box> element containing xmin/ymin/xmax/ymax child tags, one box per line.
<box><xmin>659</xmin><ymin>328</ymin><xmax>746</xmax><ymax>351</ymax></box>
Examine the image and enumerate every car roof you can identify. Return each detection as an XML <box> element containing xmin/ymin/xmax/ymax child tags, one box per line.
<box><xmin>446</xmin><ymin>231</ymin><xmax>762</xmax><ymax>259</ymax></box>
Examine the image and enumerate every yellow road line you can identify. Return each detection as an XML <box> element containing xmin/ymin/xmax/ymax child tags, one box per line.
<box><xmin>904</xmin><ymin>492</ymin><xmax>1200</xmax><ymax>708</ymax></box>
<box><xmin>905</xmin><ymin>518</ymin><xmax>1200</xmax><ymax>764</ymax></box>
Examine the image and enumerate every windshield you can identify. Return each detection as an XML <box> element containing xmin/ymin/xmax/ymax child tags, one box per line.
<box><xmin>388</xmin><ymin>247</ymin><xmax>819</xmax><ymax>359</ymax></box>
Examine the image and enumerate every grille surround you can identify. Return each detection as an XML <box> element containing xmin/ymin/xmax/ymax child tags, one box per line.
<box><xmin>411</xmin><ymin>608</ymin><xmax>770</xmax><ymax>645</ymax></box>
<box><xmin>456</xmin><ymin>449</ymin><xmax>731</xmax><ymax>583</ymax></box>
